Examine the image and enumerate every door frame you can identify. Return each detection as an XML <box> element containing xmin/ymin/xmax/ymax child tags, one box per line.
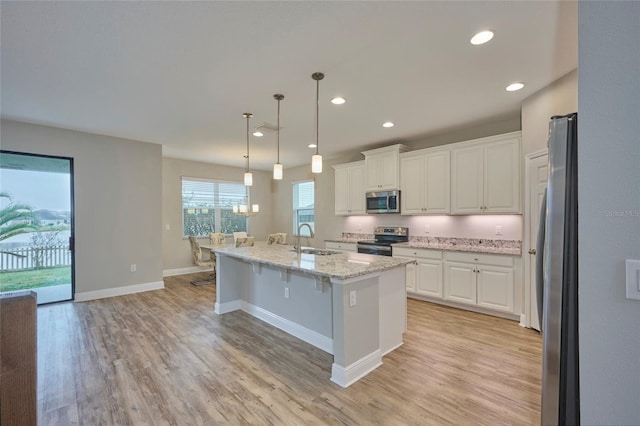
<box><xmin>0</xmin><ymin>150</ymin><xmax>75</xmax><ymax>303</ymax></box>
<box><xmin>522</xmin><ymin>148</ymin><xmax>548</xmax><ymax>329</ymax></box>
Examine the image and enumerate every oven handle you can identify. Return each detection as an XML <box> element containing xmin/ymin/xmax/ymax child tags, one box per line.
<box><xmin>357</xmin><ymin>244</ymin><xmax>392</xmax><ymax>253</ymax></box>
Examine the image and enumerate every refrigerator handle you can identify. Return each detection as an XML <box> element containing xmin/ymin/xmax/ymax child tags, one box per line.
<box><xmin>535</xmin><ymin>190</ymin><xmax>547</xmax><ymax>331</ymax></box>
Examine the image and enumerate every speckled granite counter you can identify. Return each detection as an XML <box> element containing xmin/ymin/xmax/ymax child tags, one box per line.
<box><xmin>212</xmin><ymin>243</ymin><xmax>413</xmax><ymax>280</ymax></box>
<box><xmin>393</xmin><ymin>237</ymin><xmax>521</xmax><ymax>256</ymax></box>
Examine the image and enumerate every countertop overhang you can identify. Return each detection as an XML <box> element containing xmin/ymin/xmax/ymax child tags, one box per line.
<box><xmin>211</xmin><ymin>243</ymin><xmax>414</xmax><ymax>280</ymax></box>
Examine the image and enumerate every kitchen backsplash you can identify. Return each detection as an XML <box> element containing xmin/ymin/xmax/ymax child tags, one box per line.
<box><xmin>342</xmin><ymin>214</ymin><xmax>523</xmax><ymax>241</ymax></box>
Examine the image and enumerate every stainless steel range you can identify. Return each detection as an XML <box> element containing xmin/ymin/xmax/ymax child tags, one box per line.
<box><xmin>357</xmin><ymin>226</ymin><xmax>409</xmax><ymax>256</ymax></box>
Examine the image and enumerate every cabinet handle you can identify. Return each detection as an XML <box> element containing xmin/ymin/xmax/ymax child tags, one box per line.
<box><xmin>528</xmin><ymin>249</ymin><xmax>537</xmax><ymax>255</ymax></box>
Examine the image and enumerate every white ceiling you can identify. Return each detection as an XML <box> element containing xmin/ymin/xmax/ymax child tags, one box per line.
<box><xmin>1</xmin><ymin>1</ymin><xmax>577</xmax><ymax>171</ymax></box>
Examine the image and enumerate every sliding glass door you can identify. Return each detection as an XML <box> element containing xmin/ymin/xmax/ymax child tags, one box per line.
<box><xmin>0</xmin><ymin>151</ymin><xmax>74</xmax><ymax>304</ymax></box>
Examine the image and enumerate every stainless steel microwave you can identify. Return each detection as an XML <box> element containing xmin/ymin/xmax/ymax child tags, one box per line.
<box><xmin>365</xmin><ymin>190</ymin><xmax>400</xmax><ymax>214</ymax></box>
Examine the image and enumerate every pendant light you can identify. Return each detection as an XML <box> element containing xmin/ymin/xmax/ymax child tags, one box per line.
<box><xmin>243</xmin><ymin>113</ymin><xmax>253</xmax><ymax>186</ymax></box>
<box><xmin>273</xmin><ymin>94</ymin><xmax>284</xmax><ymax>180</ymax></box>
<box><xmin>311</xmin><ymin>72</ymin><xmax>324</xmax><ymax>173</ymax></box>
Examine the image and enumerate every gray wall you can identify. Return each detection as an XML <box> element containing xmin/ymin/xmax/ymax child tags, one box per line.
<box><xmin>521</xmin><ymin>69</ymin><xmax>577</xmax><ymax>155</ymax></box>
<box><xmin>162</xmin><ymin>157</ymin><xmax>273</xmax><ymax>271</ymax></box>
<box><xmin>579</xmin><ymin>2</ymin><xmax>640</xmax><ymax>424</ymax></box>
<box><xmin>1</xmin><ymin>119</ymin><xmax>163</xmax><ymax>295</ymax></box>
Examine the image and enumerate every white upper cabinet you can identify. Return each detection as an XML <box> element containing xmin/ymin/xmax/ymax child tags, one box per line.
<box><xmin>332</xmin><ymin>161</ymin><xmax>366</xmax><ymax>216</ymax></box>
<box><xmin>362</xmin><ymin>144</ymin><xmax>409</xmax><ymax>191</ymax></box>
<box><xmin>400</xmin><ymin>149</ymin><xmax>450</xmax><ymax>214</ymax></box>
<box><xmin>451</xmin><ymin>133</ymin><xmax>521</xmax><ymax>214</ymax></box>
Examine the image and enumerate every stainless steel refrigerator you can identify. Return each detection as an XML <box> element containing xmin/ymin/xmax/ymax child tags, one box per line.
<box><xmin>536</xmin><ymin>113</ymin><xmax>580</xmax><ymax>425</ymax></box>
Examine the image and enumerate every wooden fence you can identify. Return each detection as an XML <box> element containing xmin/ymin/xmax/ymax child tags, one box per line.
<box><xmin>0</xmin><ymin>246</ymin><xmax>71</xmax><ymax>272</ymax></box>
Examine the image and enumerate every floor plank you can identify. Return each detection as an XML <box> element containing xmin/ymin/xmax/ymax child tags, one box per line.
<box><xmin>36</xmin><ymin>272</ymin><xmax>542</xmax><ymax>425</ymax></box>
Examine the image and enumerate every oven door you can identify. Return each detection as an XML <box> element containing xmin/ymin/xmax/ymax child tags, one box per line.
<box><xmin>357</xmin><ymin>243</ymin><xmax>392</xmax><ymax>256</ymax></box>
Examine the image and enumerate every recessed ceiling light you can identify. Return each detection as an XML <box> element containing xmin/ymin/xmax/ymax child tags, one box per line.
<box><xmin>382</xmin><ymin>122</ymin><xmax>395</xmax><ymax>128</ymax></box>
<box><xmin>253</xmin><ymin>131</ymin><xmax>264</xmax><ymax>137</ymax></box>
<box><xmin>331</xmin><ymin>97</ymin><xmax>346</xmax><ymax>105</ymax></box>
<box><xmin>470</xmin><ymin>30</ymin><xmax>494</xmax><ymax>45</ymax></box>
<box><xmin>506</xmin><ymin>82</ymin><xmax>525</xmax><ymax>92</ymax></box>
<box><xmin>308</xmin><ymin>143</ymin><xmax>317</xmax><ymax>149</ymax></box>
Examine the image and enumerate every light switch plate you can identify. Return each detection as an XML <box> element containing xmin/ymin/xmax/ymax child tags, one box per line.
<box><xmin>625</xmin><ymin>260</ymin><xmax>640</xmax><ymax>300</ymax></box>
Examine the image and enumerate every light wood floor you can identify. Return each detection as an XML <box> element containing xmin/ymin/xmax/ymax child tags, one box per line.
<box><xmin>37</xmin><ymin>272</ymin><xmax>542</xmax><ymax>425</ymax></box>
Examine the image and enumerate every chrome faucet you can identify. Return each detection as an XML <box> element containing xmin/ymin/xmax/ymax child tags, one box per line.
<box><xmin>296</xmin><ymin>223</ymin><xmax>315</xmax><ymax>255</ymax></box>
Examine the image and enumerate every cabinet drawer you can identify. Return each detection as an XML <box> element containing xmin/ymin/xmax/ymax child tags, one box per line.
<box><xmin>393</xmin><ymin>247</ymin><xmax>443</xmax><ymax>260</ymax></box>
<box><xmin>444</xmin><ymin>251</ymin><xmax>514</xmax><ymax>267</ymax></box>
<box><xmin>325</xmin><ymin>241</ymin><xmax>357</xmax><ymax>252</ymax></box>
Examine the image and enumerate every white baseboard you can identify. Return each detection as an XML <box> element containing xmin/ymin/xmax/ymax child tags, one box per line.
<box><xmin>519</xmin><ymin>314</ymin><xmax>527</xmax><ymax>328</ymax></box>
<box><xmin>163</xmin><ymin>266</ymin><xmax>213</xmax><ymax>277</ymax></box>
<box><xmin>75</xmin><ymin>280</ymin><xmax>164</xmax><ymax>302</ymax></box>
<box><xmin>331</xmin><ymin>349</ymin><xmax>382</xmax><ymax>388</ymax></box>
<box><xmin>215</xmin><ymin>300</ymin><xmax>242</xmax><ymax>315</ymax></box>
<box><xmin>243</xmin><ymin>302</ymin><xmax>334</xmax><ymax>354</ymax></box>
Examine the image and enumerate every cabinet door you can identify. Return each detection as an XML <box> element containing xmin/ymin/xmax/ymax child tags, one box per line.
<box><xmin>378</xmin><ymin>150</ymin><xmax>399</xmax><ymax>190</ymax></box>
<box><xmin>443</xmin><ymin>261</ymin><xmax>477</xmax><ymax>305</ymax></box>
<box><xmin>451</xmin><ymin>145</ymin><xmax>484</xmax><ymax>214</ymax></box>
<box><xmin>477</xmin><ymin>265</ymin><xmax>514</xmax><ymax>313</ymax></box>
<box><xmin>484</xmin><ymin>139</ymin><xmax>520</xmax><ymax>213</ymax></box>
<box><xmin>400</xmin><ymin>156</ymin><xmax>425</xmax><ymax>214</ymax></box>
<box><xmin>365</xmin><ymin>154</ymin><xmax>383</xmax><ymax>190</ymax></box>
<box><xmin>405</xmin><ymin>261</ymin><xmax>417</xmax><ymax>293</ymax></box>
<box><xmin>366</xmin><ymin>151</ymin><xmax>398</xmax><ymax>191</ymax></box>
<box><xmin>348</xmin><ymin>164</ymin><xmax>366</xmax><ymax>214</ymax></box>
<box><xmin>425</xmin><ymin>150</ymin><xmax>450</xmax><ymax>214</ymax></box>
<box><xmin>416</xmin><ymin>260</ymin><xmax>443</xmax><ymax>298</ymax></box>
<box><xmin>334</xmin><ymin>167</ymin><xmax>351</xmax><ymax>215</ymax></box>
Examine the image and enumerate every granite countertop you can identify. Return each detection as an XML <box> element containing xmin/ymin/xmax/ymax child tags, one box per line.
<box><xmin>212</xmin><ymin>243</ymin><xmax>414</xmax><ymax>280</ymax></box>
<box><xmin>392</xmin><ymin>238</ymin><xmax>522</xmax><ymax>256</ymax></box>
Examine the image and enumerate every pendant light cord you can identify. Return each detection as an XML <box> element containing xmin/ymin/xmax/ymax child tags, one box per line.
<box><xmin>277</xmin><ymin>97</ymin><xmax>280</xmax><ymax>163</ymax></box>
<box><xmin>244</xmin><ymin>113</ymin><xmax>250</xmax><ymax>172</ymax></box>
<box><xmin>315</xmin><ymin>77</ymin><xmax>319</xmax><ymax>156</ymax></box>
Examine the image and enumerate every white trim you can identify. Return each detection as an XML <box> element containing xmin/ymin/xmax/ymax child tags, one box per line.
<box><xmin>242</xmin><ymin>302</ymin><xmax>334</xmax><ymax>354</ymax></box>
<box><xmin>519</xmin><ymin>314</ymin><xmax>527</xmax><ymax>328</ymax></box>
<box><xmin>215</xmin><ymin>299</ymin><xmax>242</xmax><ymax>315</ymax></box>
<box><xmin>75</xmin><ymin>281</ymin><xmax>164</xmax><ymax>302</ymax></box>
<box><xmin>523</xmin><ymin>149</ymin><xmax>548</xmax><ymax>330</ymax></box>
<box><xmin>381</xmin><ymin>341</ymin><xmax>404</xmax><ymax>357</ymax></box>
<box><xmin>331</xmin><ymin>349</ymin><xmax>382</xmax><ymax>388</ymax></box>
<box><xmin>163</xmin><ymin>266</ymin><xmax>213</xmax><ymax>277</ymax></box>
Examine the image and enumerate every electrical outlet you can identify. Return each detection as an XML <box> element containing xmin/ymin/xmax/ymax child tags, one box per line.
<box><xmin>495</xmin><ymin>225</ymin><xmax>503</xmax><ymax>235</ymax></box>
<box><xmin>349</xmin><ymin>290</ymin><xmax>356</xmax><ymax>307</ymax></box>
<box><xmin>284</xmin><ymin>287</ymin><xmax>290</xmax><ymax>299</ymax></box>
<box><xmin>165</xmin><ymin>224</ymin><xmax>170</xmax><ymax>231</ymax></box>
<box><xmin>357</xmin><ymin>223</ymin><xmax>362</xmax><ymax>231</ymax></box>
<box><xmin>424</xmin><ymin>224</ymin><xmax>431</xmax><ymax>234</ymax></box>
<box><xmin>130</xmin><ymin>264</ymin><xmax>137</xmax><ymax>272</ymax></box>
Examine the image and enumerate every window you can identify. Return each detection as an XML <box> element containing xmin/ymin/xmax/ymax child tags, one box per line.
<box><xmin>293</xmin><ymin>180</ymin><xmax>315</xmax><ymax>236</ymax></box>
<box><xmin>182</xmin><ymin>177</ymin><xmax>248</xmax><ymax>237</ymax></box>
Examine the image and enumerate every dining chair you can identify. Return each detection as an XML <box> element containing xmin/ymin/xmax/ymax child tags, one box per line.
<box><xmin>209</xmin><ymin>232</ymin><xmax>226</xmax><ymax>245</ymax></box>
<box><xmin>188</xmin><ymin>236</ymin><xmax>215</xmax><ymax>285</ymax></box>
<box><xmin>234</xmin><ymin>236</ymin><xmax>255</xmax><ymax>248</ymax></box>
<box><xmin>267</xmin><ymin>233</ymin><xmax>287</xmax><ymax>245</ymax></box>
<box><xmin>233</xmin><ymin>231</ymin><xmax>248</xmax><ymax>246</ymax></box>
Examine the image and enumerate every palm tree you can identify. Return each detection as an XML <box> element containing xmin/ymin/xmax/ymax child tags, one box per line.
<box><xmin>0</xmin><ymin>192</ymin><xmax>37</xmax><ymax>245</ymax></box>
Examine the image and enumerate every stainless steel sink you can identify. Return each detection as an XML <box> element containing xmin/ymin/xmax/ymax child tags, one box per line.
<box><xmin>291</xmin><ymin>248</ymin><xmax>340</xmax><ymax>256</ymax></box>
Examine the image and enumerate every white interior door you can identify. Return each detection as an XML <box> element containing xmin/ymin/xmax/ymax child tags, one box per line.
<box><xmin>526</xmin><ymin>151</ymin><xmax>548</xmax><ymax>331</ymax></box>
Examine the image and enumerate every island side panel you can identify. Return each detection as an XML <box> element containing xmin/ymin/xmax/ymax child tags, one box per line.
<box><xmin>378</xmin><ymin>266</ymin><xmax>407</xmax><ymax>355</ymax></box>
<box><xmin>331</xmin><ymin>274</ymin><xmax>382</xmax><ymax>387</ymax></box>
<box><xmin>215</xmin><ymin>253</ymin><xmax>247</xmax><ymax>314</ymax></box>
<box><xmin>245</xmin><ymin>265</ymin><xmax>333</xmax><ymax>345</ymax></box>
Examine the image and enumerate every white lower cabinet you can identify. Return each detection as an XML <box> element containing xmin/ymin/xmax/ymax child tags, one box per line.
<box><xmin>325</xmin><ymin>241</ymin><xmax>357</xmax><ymax>253</ymax></box>
<box><xmin>393</xmin><ymin>247</ymin><xmax>443</xmax><ymax>298</ymax></box>
<box><xmin>443</xmin><ymin>251</ymin><xmax>515</xmax><ymax>314</ymax></box>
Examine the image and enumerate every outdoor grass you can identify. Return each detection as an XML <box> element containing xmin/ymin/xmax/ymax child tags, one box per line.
<box><xmin>0</xmin><ymin>267</ymin><xmax>71</xmax><ymax>292</ymax></box>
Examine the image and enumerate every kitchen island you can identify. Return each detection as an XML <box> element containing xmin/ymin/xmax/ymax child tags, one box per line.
<box><xmin>211</xmin><ymin>243</ymin><xmax>413</xmax><ymax>387</ymax></box>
